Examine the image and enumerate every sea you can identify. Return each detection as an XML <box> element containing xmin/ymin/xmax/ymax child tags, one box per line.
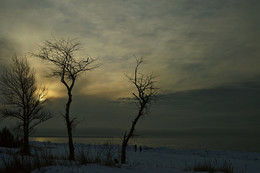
<box><xmin>30</xmin><ymin>135</ymin><xmax>260</xmax><ymax>153</ymax></box>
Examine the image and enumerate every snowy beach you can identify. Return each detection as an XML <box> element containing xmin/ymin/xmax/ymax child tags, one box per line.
<box><xmin>1</xmin><ymin>141</ymin><xmax>260</xmax><ymax>173</ymax></box>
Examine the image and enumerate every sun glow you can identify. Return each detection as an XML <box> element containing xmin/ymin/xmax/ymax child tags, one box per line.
<box><xmin>39</xmin><ymin>96</ymin><xmax>45</xmax><ymax>102</ymax></box>
<box><xmin>46</xmin><ymin>89</ymin><xmax>66</xmax><ymax>99</ymax></box>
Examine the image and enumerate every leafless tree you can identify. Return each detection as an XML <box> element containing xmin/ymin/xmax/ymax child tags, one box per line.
<box><xmin>0</xmin><ymin>55</ymin><xmax>52</xmax><ymax>154</ymax></box>
<box><xmin>34</xmin><ymin>37</ymin><xmax>100</xmax><ymax>160</ymax></box>
<box><xmin>121</xmin><ymin>57</ymin><xmax>158</xmax><ymax>164</ymax></box>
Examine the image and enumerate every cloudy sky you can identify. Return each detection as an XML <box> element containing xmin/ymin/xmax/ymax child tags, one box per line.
<box><xmin>0</xmin><ymin>0</ymin><xmax>260</xmax><ymax>151</ymax></box>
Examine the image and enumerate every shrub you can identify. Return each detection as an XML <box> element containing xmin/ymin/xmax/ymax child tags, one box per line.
<box><xmin>32</xmin><ymin>148</ymin><xmax>56</xmax><ymax>169</ymax></box>
<box><xmin>191</xmin><ymin>159</ymin><xmax>234</xmax><ymax>173</ymax></box>
<box><xmin>77</xmin><ymin>145</ymin><xmax>91</xmax><ymax>165</ymax></box>
<box><xmin>100</xmin><ymin>142</ymin><xmax>118</xmax><ymax>166</ymax></box>
<box><xmin>0</xmin><ymin>147</ymin><xmax>57</xmax><ymax>173</ymax></box>
<box><xmin>75</xmin><ymin>142</ymin><xmax>118</xmax><ymax>167</ymax></box>
<box><xmin>0</xmin><ymin>154</ymin><xmax>32</xmax><ymax>173</ymax></box>
<box><xmin>0</xmin><ymin>127</ymin><xmax>21</xmax><ymax>148</ymax></box>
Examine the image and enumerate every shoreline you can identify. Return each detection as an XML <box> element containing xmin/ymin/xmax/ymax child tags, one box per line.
<box><xmin>29</xmin><ymin>136</ymin><xmax>260</xmax><ymax>153</ymax></box>
<box><xmin>29</xmin><ymin>140</ymin><xmax>260</xmax><ymax>155</ymax></box>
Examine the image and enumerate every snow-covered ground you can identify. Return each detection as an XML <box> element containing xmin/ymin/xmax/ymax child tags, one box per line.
<box><xmin>1</xmin><ymin>141</ymin><xmax>260</xmax><ymax>173</ymax></box>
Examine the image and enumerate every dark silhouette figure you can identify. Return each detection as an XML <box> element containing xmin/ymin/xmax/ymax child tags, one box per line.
<box><xmin>139</xmin><ymin>146</ymin><xmax>142</xmax><ymax>152</ymax></box>
<box><xmin>114</xmin><ymin>158</ymin><xmax>119</xmax><ymax>164</ymax></box>
<box><xmin>134</xmin><ymin>144</ymin><xmax>137</xmax><ymax>152</ymax></box>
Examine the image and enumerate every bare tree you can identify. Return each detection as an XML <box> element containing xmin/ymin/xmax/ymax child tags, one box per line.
<box><xmin>34</xmin><ymin>37</ymin><xmax>100</xmax><ymax>160</ymax></box>
<box><xmin>0</xmin><ymin>55</ymin><xmax>52</xmax><ymax>154</ymax></box>
<box><xmin>121</xmin><ymin>57</ymin><xmax>158</xmax><ymax>164</ymax></box>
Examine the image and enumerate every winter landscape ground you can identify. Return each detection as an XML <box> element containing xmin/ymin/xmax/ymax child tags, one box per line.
<box><xmin>0</xmin><ymin>141</ymin><xmax>260</xmax><ymax>173</ymax></box>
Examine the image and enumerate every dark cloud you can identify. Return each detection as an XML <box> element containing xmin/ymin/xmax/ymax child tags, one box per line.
<box><xmin>31</xmin><ymin>79</ymin><xmax>260</xmax><ymax>141</ymax></box>
<box><xmin>151</xmin><ymin>79</ymin><xmax>260</xmax><ymax>132</ymax></box>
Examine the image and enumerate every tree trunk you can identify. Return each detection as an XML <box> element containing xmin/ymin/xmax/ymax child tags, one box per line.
<box><xmin>121</xmin><ymin>106</ymin><xmax>144</xmax><ymax>164</ymax></box>
<box><xmin>121</xmin><ymin>140</ymin><xmax>127</xmax><ymax>164</ymax></box>
<box><xmin>66</xmin><ymin>118</ymin><xmax>74</xmax><ymax>160</ymax></box>
<box><xmin>23</xmin><ymin>123</ymin><xmax>30</xmax><ymax>154</ymax></box>
<box><xmin>66</xmin><ymin>89</ymin><xmax>74</xmax><ymax>160</ymax></box>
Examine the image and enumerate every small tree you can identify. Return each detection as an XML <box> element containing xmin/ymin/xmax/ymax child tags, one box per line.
<box><xmin>0</xmin><ymin>55</ymin><xmax>52</xmax><ymax>154</ymax></box>
<box><xmin>121</xmin><ymin>57</ymin><xmax>158</xmax><ymax>164</ymax></box>
<box><xmin>34</xmin><ymin>37</ymin><xmax>100</xmax><ymax>160</ymax></box>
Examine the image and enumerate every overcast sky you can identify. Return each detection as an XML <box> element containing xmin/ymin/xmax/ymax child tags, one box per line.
<box><xmin>0</xmin><ymin>0</ymin><xmax>260</xmax><ymax>151</ymax></box>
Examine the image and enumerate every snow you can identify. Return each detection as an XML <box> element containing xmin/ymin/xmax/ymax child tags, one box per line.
<box><xmin>1</xmin><ymin>142</ymin><xmax>260</xmax><ymax>173</ymax></box>
<box><xmin>33</xmin><ymin>165</ymin><xmax>135</xmax><ymax>173</ymax></box>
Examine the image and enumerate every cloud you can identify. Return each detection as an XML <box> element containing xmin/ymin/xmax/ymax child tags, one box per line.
<box><xmin>0</xmin><ymin>37</ymin><xmax>19</xmax><ymax>65</ymax></box>
<box><xmin>1</xmin><ymin>0</ymin><xmax>260</xmax><ymax>96</ymax></box>
<box><xmin>150</xmin><ymin>0</ymin><xmax>260</xmax><ymax>90</ymax></box>
<box><xmin>0</xmin><ymin>0</ymin><xmax>259</xmax><ymax>101</ymax></box>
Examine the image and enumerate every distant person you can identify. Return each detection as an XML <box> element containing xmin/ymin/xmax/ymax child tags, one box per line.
<box><xmin>114</xmin><ymin>158</ymin><xmax>119</xmax><ymax>164</ymax></box>
<box><xmin>134</xmin><ymin>144</ymin><xmax>137</xmax><ymax>152</ymax></box>
<box><xmin>139</xmin><ymin>146</ymin><xmax>142</xmax><ymax>152</ymax></box>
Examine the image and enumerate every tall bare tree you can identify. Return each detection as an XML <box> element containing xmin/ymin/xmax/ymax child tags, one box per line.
<box><xmin>34</xmin><ymin>38</ymin><xmax>100</xmax><ymax>160</ymax></box>
<box><xmin>121</xmin><ymin>57</ymin><xmax>158</xmax><ymax>164</ymax></box>
<box><xmin>0</xmin><ymin>55</ymin><xmax>52</xmax><ymax>154</ymax></box>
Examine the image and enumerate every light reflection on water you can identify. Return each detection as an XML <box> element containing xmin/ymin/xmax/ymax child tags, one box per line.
<box><xmin>30</xmin><ymin>137</ymin><xmax>179</xmax><ymax>148</ymax></box>
<box><xmin>30</xmin><ymin>137</ymin><xmax>122</xmax><ymax>145</ymax></box>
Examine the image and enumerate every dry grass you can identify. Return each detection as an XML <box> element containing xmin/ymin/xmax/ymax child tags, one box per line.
<box><xmin>191</xmin><ymin>159</ymin><xmax>234</xmax><ymax>173</ymax></box>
